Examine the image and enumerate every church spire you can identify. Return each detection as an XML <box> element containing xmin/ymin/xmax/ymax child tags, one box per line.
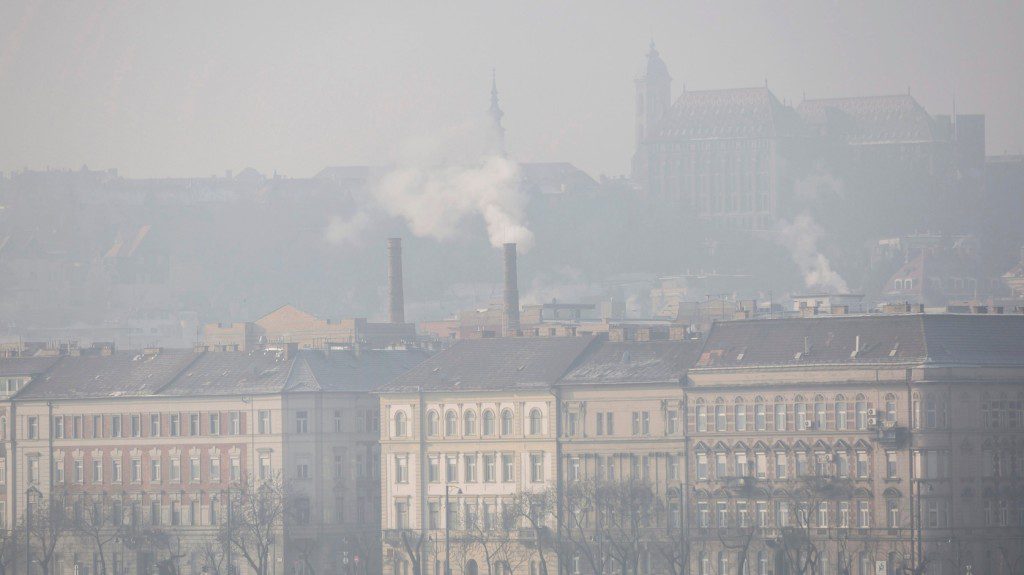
<box><xmin>488</xmin><ymin>68</ymin><xmax>506</xmax><ymax>155</ymax></box>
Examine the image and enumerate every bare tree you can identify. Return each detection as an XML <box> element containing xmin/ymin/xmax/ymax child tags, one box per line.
<box><xmin>558</xmin><ymin>479</ymin><xmax>611</xmax><ymax>575</ymax></box>
<box><xmin>25</xmin><ymin>492</ymin><xmax>72</xmax><ymax>575</ymax></box>
<box><xmin>0</xmin><ymin>521</ymin><xmax>23</xmax><ymax>575</ymax></box>
<box><xmin>72</xmin><ymin>493</ymin><xmax>125</xmax><ymax>575</ymax></box>
<box><xmin>195</xmin><ymin>539</ymin><xmax>228</xmax><ymax>575</ymax></box>
<box><xmin>505</xmin><ymin>488</ymin><xmax>557</xmax><ymax>575</ymax></box>
<box><xmin>218</xmin><ymin>473</ymin><xmax>288</xmax><ymax>575</ymax></box>
<box><xmin>396</xmin><ymin>529</ymin><xmax>427</xmax><ymax>575</ymax></box>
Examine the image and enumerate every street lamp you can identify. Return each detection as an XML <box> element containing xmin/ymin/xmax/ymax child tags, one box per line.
<box><xmin>444</xmin><ymin>484</ymin><xmax>462</xmax><ymax>575</ymax></box>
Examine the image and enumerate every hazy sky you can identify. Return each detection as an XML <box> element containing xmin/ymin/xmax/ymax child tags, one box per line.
<box><xmin>1</xmin><ymin>1</ymin><xmax>1021</xmax><ymax>178</ymax></box>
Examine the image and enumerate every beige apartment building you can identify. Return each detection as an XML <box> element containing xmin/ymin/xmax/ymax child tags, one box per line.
<box><xmin>377</xmin><ymin>315</ymin><xmax>1024</xmax><ymax>575</ymax></box>
<box><xmin>0</xmin><ymin>342</ymin><xmax>428</xmax><ymax>575</ymax></box>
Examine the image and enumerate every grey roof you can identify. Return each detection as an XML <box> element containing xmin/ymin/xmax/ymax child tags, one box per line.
<box><xmin>694</xmin><ymin>314</ymin><xmax>1024</xmax><ymax>370</ymax></box>
<box><xmin>797</xmin><ymin>95</ymin><xmax>937</xmax><ymax>144</ymax></box>
<box><xmin>559</xmin><ymin>340</ymin><xmax>702</xmax><ymax>386</ymax></box>
<box><xmin>657</xmin><ymin>87</ymin><xmax>799</xmax><ymax>140</ymax></box>
<box><xmin>19</xmin><ymin>349</ymin><xmax>199</xmax><ymax>399</ymax></box>
<box><xmin>12</xmin><ymin>347</ymin><xmax>432</xmax><ymax>400</ymax></box>
<box><xmin>0</xmin><ymin>356</ymin><xmax>61</xmax><ymax>377</ymax></box>
<box><xmin>382</xmin><ymin>336</ymin><xmax>598</xmax><ymax>393</ymax></box>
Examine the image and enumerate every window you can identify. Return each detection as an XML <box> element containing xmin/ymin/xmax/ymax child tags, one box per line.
<box><xmin>814</xmin><ymin>402</ymin><xmax>826</xmax><ymax>429</ymax></box>
<box><xmin>755</xmin><ymin>403</ymin><xmax>766</xmax><ymax>431</ymax></box>
<box><xmin>111</xmin><ymin>415</ymin><xmax>122</xmax><ymax>438</ymax></box>
<box><xmin>855</xmin><ymin>401</ymin><xmax>868</xmax><ymax>430</ymax></box>
<box><xmin>189</xmin><ymin>457</ymin><xmax>200</xmax><ymax>482</ymax></box>
<box><xmin>716</xmin><ymin>453</ymin><xmax>727</xmax><ymax>478</ymax></box>
<box><xmin>530</xmin><ymin>453</ymin><xmax>544</xmax><ymax>483</ymax></box>
<box><xmin>668</xmin><ymin>456</ymin><xmax>679</xmax><ymax>480</ymax></box>
<box><xmin>755</xmin><ymin>452</ymin><xmax>767</xmax><ymax>478</ymax></box>
<box><xmin>208</xmin><ymin>413</ymin><xmax>220</xmax><ymax>435</ymax></box>
<box><xmin>445</xmin><ymin>411</ymin><xmax>458</xmax><ymax>436</ymax></box>
<box><xmin>333</xmin><ymin>409</ymin><xmax>343</xmax><ymax>433</ymax></box>
<box><xmin>258</xmin><ymin>411</ymin><xmax>271</xmax><ymax>434</ymax></box>
<box><xmin>151</xmin><ymin>458</ymin><xmax>161</xmax><ymax>483</ymax></box>
<box><xmin>917</xmin><ymin>450</ymin><xmax>949</xmax><ymax>479</ymax></box>
<box><xmin>837</xmin><ymin>451</ymin><xmax>850</xmax><ymax>478</ymax></box>
<box><xmin>667</xmin><ymin>410</ymin><xmax>680</xmax><ymax>434</ymax></box>
<box><xmin>886</xmin><ymin>451</ymin><xmax>898</xmax><ymax>478</ymax></box>
<box><xmin>463</xmin><ymin>411</ymin><xmax>476</xmax><ymax>436</ymax></box>
<box><xmin>715</xmin><ymin>405</ymin><xmax>727</xmax><ymax>431</ymax></box>
<box><xmin>259</xmin><ymin>455</ymin><xmax>271</xmax><ymax>480</ymax></box>
<box><xmin>567</xmin><ymin>456</ymin><xmax>580</xmax><ymax>482</ymax></box>
<box><xmin>502</xmin><ymin>454</ymin><xmax>514</xmax><ymax>482</ymax></box>
<box><xmin>131</xmin><ymin>414</ymin><xmax>141</xmax><ymax>437</ymax></box>
<box><xmin>296</xmin><ymin>411</ymin><xmax>309</xmax><ymax>434</ymax></box>
<box><xmin>697</xmin><ymin>453</ymin><xmax>709</xmax><ymax>480</ymax></box>
<box><xmin>446</xmin><ymin>456</ymin><xmax>457</xmax><ymax>482</ymax></box>
<box><xmin>395</xmin><ymin>455</ymin><xmax>409</xmax><ymax>483</ymax></box>
<box><xmin>566</xmin><ymin>412</ymin><xmax>578</xmax><ymax>437</ymax></box>
<box><xmin>483</xmin><ymin>410</ymin><xmax>495</xmax><ymax>435</ymax></box>
<box><xmin>774</xmin><ymin>403</ymin><xmax>787</xmax><ymax>431</ymax></box>
<box><xmin>857</xmin><ymin>501</ymin><xmax>870</xmax><ymax>528</ymax></box>
<box><xmin>111</xmin><ymin>458</ymin><xmax>121</xmax><ymax>483</ymax></box>
<box><xmin>529</xmin><ymin>409</ymin><xmax>543</xmax><ymax>435</ymax></box>
<box><xmin>796</xmin><ymin>403</ymin><xmax>808</xmax><ymax>430</ymax></box>
<box><xmin>92</xmin><ymin>459</ymin><xmax>103</xmax><ymax>483</ymax></box>
<box><xmin>130</xmin><ymin>459</ymin><xmax>141</xmax><ymax>483</ymax></box>
<box><xmin>169</xmin><ymin>414</ymin><xmax>180</xmax><ymax>436</ymax></box>
<box><xmin>484</xmin><ymin>454</ymin><xmax>496</xmax><ymax>482</ymax></box>
<box><xmin>150</xmin><ymin>414</ymin><xmax>161</xmax><ymax>437</ymax></box>
<box><xmin>428</xmin><ymin>501</ymin><xmax>440</xmax><ymax>529</ymax></box>
<box><xmin>776</xmin><ymin>501</ymin><xmax>789</xmax><ymax>527</ymax></box>
<box><xmin>27</xmin><ymin>416</ymin><xmax>38</xmax><ymax>439</ymax></box>
<box><xmin>189</xmin><ymin>413</ymin><xmax>200</xmax><ymax>436</ymax></box>
<box><xmin>836</xmin><ymin>401</ymin><xmax>848</xmax><ymax>430</ymax></box>
<box><xmin>394</xmin><ymin>412</ymin><xmax>407</xmax><ymax>437</ymax></box>
<box><xmin>856</xmin><ymin>452</ymin><xmax>869</xmax><ymax>478</ymax></box>
<box><xmin>632</xmin><ymin>411</ymin><xmax>650</xmax><ymax>435</ymax></box>
<box><xmin>210</xmin><ymin>456</ymin><xmax>221</xmax><ymax>482</ymax></box>
<box><xmin>500</xmin><ymin>410</ymin><xmax>513</xmax><ymax>435</ymax></box>
<box><xmin>74</xmin><ymin>459</ymin><xmax>84</xmax><ymax>483</ymax></box>
<box><xmin>395</xmin><ymin>501</ymin><xmax>409</xmax><ymax>529</ymax></box>
<box><xmin>696</xmin><ymin>405</ymin><xmax>707</xmax><ymax>432</ymax></box>
<box><xmin>795</xmin><ymin>452</ymin><xmax>808</xmax><ymax>476</ymax></box>
<box><xmin>53</xmin><ymin>458</ymin><xmax>64</xmax><ymax>483</ymax></box>
<box><xmin>427</xmin><ymin>411</ymin><xmax>439</xmax><ymax>436</ymax></box>
<box><xmin>887</xmin><ymin>500</ymin><xmax>900</xmax><ymax>528</ymax></box>
<box><xmin>93</xmin><ymin>414</ymin><xmax>103</xmax><ymax>438</ymax></box>
<box><xmin>735</xmin><ymin>404</ymin><xmax>747</xmax><ymax>431</ymax></box>
<box><xmin>464</xmin><ymin>454</ymin><xmax>477</xmax><ymax>482</ymax></box>
<box><xmin>775</xmin><ymin>452</ymin><xmax>787</xmax><ymax>479</ymax></box>
<box><xmin>54</xmin><ymin>416</ymin><xmax>64</xmax><ymax>439</ymax></box>
<box><xmin>817</xmin><ymin>501</ymin><xmax>829</xmax><ymax>527</ymax></box>
<box><xmin>229</xmin><ymin>411</ymin><xmax>241</xmax><ymax>435</ymax></box>
<box><xmin>421</xmin><ymin>455</ymin><xmax>438</xmax><ymax>484</ymax></box>
<box><xmin>230</xmin><ymin>457</ymin><xmax>240</xmax><ymax>481</ymax></box>
<box><xmin>756</xmin><ymin>501</ymin><xmax>768</xmax><ymax>527</ymax></box>
<box><xmin>596</xmin><ymin>412</ymin><xmax>605</xmax><ymax>435</ymax></box>
<box><xmin>697</xmin><ymin>502</ymin><xmax>710</xmax><ymax>528</ymax></box>
<box><xmin>886</xmin><ymin>400</ymin><xmax>897</xmax><ymax>423</ymax></box>
<box><xmin>735</xmin><ymin>452</ymin><xmax>749</xmax><ymax>477</ymax></box>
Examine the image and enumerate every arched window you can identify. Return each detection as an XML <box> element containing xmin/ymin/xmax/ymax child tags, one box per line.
<box><xmin>426</xmin><ymin>411</ymin><xmax>439</xmax><ymax>437</ymax></box>
<box><xmin>501</xmin><ymin>409</ymin><xmax>513</xmax><ymax>436</ymax></box>
<box><xmin>445</xmin><ymin>411</ymin><xmax>458</xmax><ymax>436</ymax></box>
<box><xmin>858</xmin><ymin>552</ymin><xmax>872</xmax><ymax>575</ymax></box>
<box><xmin>0</xmin><ymin>416</ymin><xmax>6</xmax><ymax>439</ymax></box>
<box><xmin>698</xmin><ymin>552</ymin><xmax>709</xmax><ymax>575</ymax></box>
<box><xmin>755</xmin><ymin>402</ymin><xmax>766</xmax><ymax>431</ymax></box>
<box><xmin>718</xmin><ymin>551</ymin><xmax>729</xmax><ymax>575</ymax></box>
<box><xmin>463</xmin><ymin>410</ymin><xmax>477</xmax><ymax>436</ymax></box>
<box><xmin>529</xmin><ymin>409</ymin><xmax>543</xmax><ymax>436</ymax></box>
<box><xmin>757</xmin><ymin>551</ymin><xmax>768</xmax><ymax>575</ymax></box>
<box><xmin>482</xmin><ymin>410</ymin><xmax>495</xmax><ymax>436</ymax></box>
<box><xmin>394</xmin><ymin>411</ymin><xmax>407</xmax><ymax>437</ymax></box>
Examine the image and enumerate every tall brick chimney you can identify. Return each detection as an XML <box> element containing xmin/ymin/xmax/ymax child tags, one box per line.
<box><xmin>503</xmin><ymin>242</ymin><xmax>520</xmax><ymax>336</ymax></box>
<box><xmin>387</xmin><ymin>238</ymin><xmax>405</xmax><ymax>324</ymax></box>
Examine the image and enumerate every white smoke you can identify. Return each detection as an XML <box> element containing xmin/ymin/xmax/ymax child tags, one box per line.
<box><xmin>324</xmin><ymin>211</ymin><xmax>373</xmax><ymax>245</ymax></box>
<box><xmin>370</xmin><ymin>119</ymin><xmax>533</xmax><ymax>251</ymax></box>
<box><xmin>777</xmin><ymin>212</ymin><xmax>849</xmax><ymax>293</ymax></box>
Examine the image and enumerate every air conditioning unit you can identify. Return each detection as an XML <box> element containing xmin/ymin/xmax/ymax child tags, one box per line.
<box><xmin>883</xmin><ymin>420</ymin><xmax>897</xmax><ymax>429</ymax></box>
<box><xmin>867</xmin><ymin>409</ymin><xmax>876</xmax><ymax>416</ymax></box>
<box><xmin>816</xmin><ymin>454</ymin><xmax>832</xmax><ymax>463</ymax></box>
<box><xmin>803</xmin><ymin>421</ymin><xmax>813</xmax><ymax>429</ymax></box>
<box><xmin>867</xmin><ymin>417</ymin><xmax>878</xmax><ymax>427</ymax></box>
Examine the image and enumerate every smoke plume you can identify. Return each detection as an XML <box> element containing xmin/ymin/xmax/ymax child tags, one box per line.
<box><xmin>776</xmin><ymin>212</ymin><xmax>849</xmax><ymax>293</ymax></box>
<box><xmin>374</xmin><ymin>119</ymin><xmax>534</xmax><ymax>251</ymax></box>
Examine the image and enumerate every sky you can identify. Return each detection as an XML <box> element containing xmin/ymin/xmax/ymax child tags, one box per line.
<box><xmin>0</xmin><ymin>0</ymin><xmax>1021</xmax><ymax>179</ymax></box>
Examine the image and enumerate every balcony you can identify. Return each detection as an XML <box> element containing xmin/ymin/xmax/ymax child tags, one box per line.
<box><xmin>875</xmin><ymin>426</ymin><xmax>908</xmax><ymax>448</ymax></box>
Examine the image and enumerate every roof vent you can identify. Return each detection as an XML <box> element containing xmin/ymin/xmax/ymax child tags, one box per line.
<box><xmin>850</xmin><ymin>335</ymin><xmax>862</xmax><ymax>358</ymax></box>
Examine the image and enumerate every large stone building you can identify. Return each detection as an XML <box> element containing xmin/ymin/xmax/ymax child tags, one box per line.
<box><xmin>378</xmin><ymin>314</ymin><xmax>1024</xmax><ymax>575</ymax></box>
<box><xmin>0</xmin><ymin>342</ymin><xmax>428</xmax><ymax>575</ymax></box>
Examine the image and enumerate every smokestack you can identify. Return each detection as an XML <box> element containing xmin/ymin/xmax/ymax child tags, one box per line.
<box><xmin>503</xmin><ymin>242</ymin><xmax>521</xmax><ymax>336</ymax></box>
<box><xmin>387</xmin><ymin>238</ymin><xmax>405</xmax><ymax>324</ymax></box>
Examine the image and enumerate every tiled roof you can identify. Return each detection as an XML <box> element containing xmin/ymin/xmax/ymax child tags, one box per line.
<box><xmin>797</xmin><ymin>95</ymin><xmax>937</xmax><ymax>144</ymax></box>
<box><xmin>656</xmin><ymin>87</ymin><xmax>796</xmax><ymax>140</ymax></box>
<box><xmin>0</xmin><ymin>356</ymin><xmax>62</xmax><ymax>377</ymax></box>
<box><xmin>695</xmin><ymin>314</ymin><xmax>1024</xmax><ymax>369</ymax></box>
<box><xmin>559</xmin><ymin>340</ymin><xmax>702</xmax><ymax>385</ymax></box>
<box><xmin>19</xmin><ymin>350</ymin><xmax>200</xmax><ymax>399</ymax></box>
<box><xmin>11</xmin><ymin>348</ymin><xmax>432</xmax><ymax>400</ymax></box>
<box><xmin>381</xmin><ymin>336</ymin><xmax>598</xmax><ymax>393</ymax></box>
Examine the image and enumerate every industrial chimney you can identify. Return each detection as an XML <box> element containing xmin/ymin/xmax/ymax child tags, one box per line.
<box><xmin>503</xmin><ymin>242</ymin><xmax>520</xmax><ymax>336</ymax></box>
<box><xmin>387</xmin><ymin>238</ymin><xmax>405</xmax><ymax>324</ymax></box>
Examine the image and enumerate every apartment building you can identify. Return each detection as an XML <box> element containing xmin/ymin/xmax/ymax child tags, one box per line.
<box><xmin>378</xmin><ymin>315</ymin><xmax>1024</xmax><ymax>575</ymax></box>
<box><xmin>0</xmin><ymin>343</ymin><xmax>428</xmax><ymax>575</ymax></box>
<box><xmin>378</xmin><ymin>337</ymin><xmax>597</xmax><ymax>575</ymax></box>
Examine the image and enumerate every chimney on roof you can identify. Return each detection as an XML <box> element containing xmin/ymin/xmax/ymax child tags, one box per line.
<box><xmin>503</xmin><ymin>243</ymin><xmax>521</xmax><ymax>337</ymax></box>
<box><xmin>387</xmin><ymin>238</ymin><xmax>405</xmax><ymax>324</ymax></box>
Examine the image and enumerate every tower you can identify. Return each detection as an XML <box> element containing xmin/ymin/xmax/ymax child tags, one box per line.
<box><xmin>634</xmin><ymin>41</ymin><xmax>672</xmax><ymax>149</ymax></box>
<box><xmin>488</xmin><ymin>69</ymin><xmax>506</xmax><ymax>156</ymax></box>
